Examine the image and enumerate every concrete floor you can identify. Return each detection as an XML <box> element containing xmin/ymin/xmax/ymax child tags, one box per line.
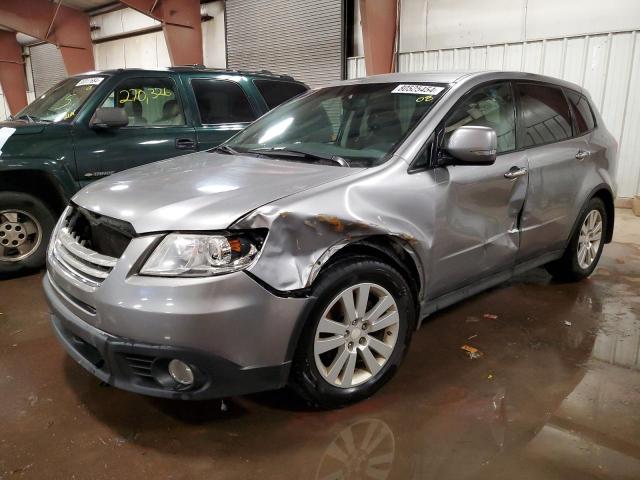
<box><xmin>1</xmin><ymin>209</ymin><xmax>639</xmax><ymax>480</ymax></box>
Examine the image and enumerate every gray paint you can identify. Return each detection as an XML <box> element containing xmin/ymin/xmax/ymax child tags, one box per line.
<box><xmin>48</xmin><ymin>71</ymin><xmax>617</xmax><ymax>376</ymax></box>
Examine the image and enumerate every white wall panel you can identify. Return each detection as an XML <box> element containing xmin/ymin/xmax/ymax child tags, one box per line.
<box><xmin>399</xmin><ymin>0</ymin><xmax>427</xmax><ymax>52</ymax></box>
<box><xmin>424</xmin><ymin>0</ymin><xmax>523</xmax><ymax>50</ymax></box>
<box><xmin>526</xmin><ymin>0</ymin><xmax>640</xmax><ymax>40</ymax></box>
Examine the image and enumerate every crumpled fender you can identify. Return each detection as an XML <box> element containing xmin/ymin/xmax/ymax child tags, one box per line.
<box><xmin>232</xmin><ymin>159</ymin><xmax>430</xmax><ymax>298</ymax></box>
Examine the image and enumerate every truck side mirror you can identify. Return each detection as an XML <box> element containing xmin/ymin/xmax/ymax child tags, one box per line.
<box><xmin>90</xmin><ymin>108</ymin><xmax>129</xmax><ymax>129</ymax></box>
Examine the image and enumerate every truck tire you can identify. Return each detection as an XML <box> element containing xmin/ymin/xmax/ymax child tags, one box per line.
<box><xmin>0</xmin><ymin>191</ymin><xmax>56</xmax><ymax>276</ymax></box>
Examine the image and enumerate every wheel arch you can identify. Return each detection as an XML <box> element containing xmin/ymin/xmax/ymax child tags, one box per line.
<box><xmin>0</xmin><ymin>170</ymin><xmax>68</xmax><ymax>215</ymax></box>
<box><xmin>591</xmin><ymin>186</ymin><xmax>615</xmax><ymax>243</ymax></box>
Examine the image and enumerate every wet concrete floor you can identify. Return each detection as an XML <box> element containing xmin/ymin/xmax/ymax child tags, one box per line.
<box><xmin>1</xmin><ymin>209</ymin><xmax>639</xmax><ymax>479</ymax></box>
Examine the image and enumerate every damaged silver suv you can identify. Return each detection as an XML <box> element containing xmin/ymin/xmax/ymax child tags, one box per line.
<box><xmin>44</xmin><ymin>72</ymin><xmax>617</xmax><ymax>408</ymax></box>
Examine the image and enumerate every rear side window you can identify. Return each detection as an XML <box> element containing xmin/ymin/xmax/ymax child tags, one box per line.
<box><xmin>191</xmin><ymin>79</ymin><xmax>256</xmax><ymax>124</ymax></box>
<box><xmin>566</xmin><ymin>91</ymin><xmax>596</xmax><ymax>134</ymax></box>
<box><xmin>254</xmin><ymin>80</ymin><xmax>308</xmax><ymax>109</ymax></box>
<box><xmin>517</xmin><ymin>83</ymin><xmax>573</xmax><ymax>147</ymax></box>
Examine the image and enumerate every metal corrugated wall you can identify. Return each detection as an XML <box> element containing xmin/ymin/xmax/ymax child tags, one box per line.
<box><xmin>29</xmin><ymin>43</ymin><xmax>67</xmax><ymax>97</ymax></box>
<box><xmin>225</xmin><ymin>0</ymin><xmax>343</xmax><ymax>88</ymax></box>
<box><xmin>348</xmin><ymin>30</ymin><xmax>640</xmax><ymax>199</ymax></box>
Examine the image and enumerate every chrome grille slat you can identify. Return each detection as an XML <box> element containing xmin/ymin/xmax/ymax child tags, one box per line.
<box><xmin>51</xmin><ymin>216</ymin><xmax>119</xmax><ymax>287</ymax></box>
<box><xmin>58</xmin><ymin>228</ymin><xmax>117</xmax><ymax>267</ymax></box>
<box><xmin>54</xmin><ymin>244</ymin><xmax>110</xmax><ymax>279</ymax></box>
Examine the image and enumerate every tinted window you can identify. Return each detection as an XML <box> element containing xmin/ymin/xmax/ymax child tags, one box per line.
<box><xmin>567</xmin><ymin>91</ymin><xmax>596</xmax><ymax>134</ymax></box>
<box><xmin>443</xmin><ymin>82</ymin><xmax>516</xmax><ymax>154</ymax></box>
<box><xmin>517</xmin><ymin>84</ymin><xmax>573</xmax><ymax>147</ymax></box>
<box><xmin>99</xmin><ymin>77</ymin><xmax>185</xmax><ymax>126</ymax></box>
<box><xmin>191</xmin><ymin>79</ymin><xmax>256</xmax><ymax>124</ymax></box>
<box><xmin>254</xmin><ymin>80</ymin><xmax>308</xmax><ymax>109</ymax></box>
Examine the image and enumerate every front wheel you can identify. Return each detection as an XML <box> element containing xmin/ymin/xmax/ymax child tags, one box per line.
<box><xmin>291</xmin><ymin>257</ymin><xmax>415</xmax><ymax>409</ymax></box>
<box><xmin>0</xmin><ymin>192</ymin><xmax>56</xmax><ymax>276</ymax></box>
<box><xmin>546</xmin><ymin>197</ymin><xmax>607</xmax><ymax>282</ymax></box>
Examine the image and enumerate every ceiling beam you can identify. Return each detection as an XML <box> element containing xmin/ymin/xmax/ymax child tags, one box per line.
<box><xmin>120</xmin><ymin>0</ymin><xmax>203</xmax><ymax>66</ymax></box>
<box><xmin>0</xmin><ymin>0</ymin><xmax>95</xmax><ymax>75</ymax></box>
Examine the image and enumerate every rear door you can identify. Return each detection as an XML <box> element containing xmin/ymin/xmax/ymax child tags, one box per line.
<box><xmin>185</xmin><ymin>77</ymin><xmax>261</xmax><ymax>151</ymax></box>
<box><xmin>72</xmin><ymin>74</ymin><xmax>196</xmax><ymax>186</ymax></box>
<box><xmin>514</xmin><ymin>83</ymin><xmax>587</xmax><ymax>262</ymax></box>
<box><xmin>429</xmin><ymin>81</ymin><xmax>529</xmax><ymax>298</ymax></box>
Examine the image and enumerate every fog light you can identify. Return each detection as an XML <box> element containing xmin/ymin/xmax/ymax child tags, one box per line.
<box><xmin>168</xmin><ymin>359</ymin><xmax>194</xmax><ymax>386</ymax></box>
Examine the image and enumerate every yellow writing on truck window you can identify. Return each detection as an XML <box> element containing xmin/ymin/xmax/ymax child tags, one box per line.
<box><xmin>119</xmin><ymin>88</ymin><xmax>173</xmax><ymax>104</ymax></box>
<box><xmin>416</xmin><ymin>95</ymin><xmax>434</xmax><ymax>103</ymax></box>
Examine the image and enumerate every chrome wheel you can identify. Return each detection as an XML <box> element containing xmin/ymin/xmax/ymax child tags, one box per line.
<box><xmin>0</xmin><ymin>210</ymin><xmax>42</xmax><ymax>262</ymax></box>
<box><xmin>577</xmin><ymin>209</ymin><xmax>602</xmax><ymax>269</ymax></box>
<box><xmin>314</xmin><ymin>283</ymin><xmax>400</xmax><ymax>389</ymax></box>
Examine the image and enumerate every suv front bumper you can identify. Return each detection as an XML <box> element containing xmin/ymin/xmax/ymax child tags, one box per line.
<box><xmin>43</xmin><ymin>233</ymin><xmax>310</xmax><ymax>399</ymax></box>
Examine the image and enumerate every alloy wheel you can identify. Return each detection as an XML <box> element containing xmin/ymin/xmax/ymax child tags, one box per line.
<box><xmin>0</xmin><ymin>210</ymin><xmax>42</xmax><ymax>262</ymax></box>
<box><xmin>314</xmin><ymin>283</ymin><xmax>400</xmax><ymax>389</ymax></box>
<box><xmin>577</xmin><ymin>209</ymin><xmax>602</xmax><ymax>269</ymax></box>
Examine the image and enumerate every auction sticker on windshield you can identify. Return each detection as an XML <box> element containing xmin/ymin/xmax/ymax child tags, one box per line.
<box><xmin>391</xmin><ymin>84</ymin><xmax>445</xmax><ymax>95</ymax></box>
<box><xmin>76</xmin><ymin>77</ymin><xmax>104</xmax><ymax>86</ymax></box>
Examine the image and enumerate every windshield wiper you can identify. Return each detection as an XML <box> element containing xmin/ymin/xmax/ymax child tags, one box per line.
<box><xmin>212</xmin><ymin>144</ymin><xmax>239</xmax><ymax>155</ymax></box>
<box><xmin>247</xmin><ymin>147</ymin><xmax>350</xmax><ymax>167</ymax></box>
<box><xmin>13</xmin><ymin>114</ymin><xmax>38</xmax><ymax>123</ymax></box>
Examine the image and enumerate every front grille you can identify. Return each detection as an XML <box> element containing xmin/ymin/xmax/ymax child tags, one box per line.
<box><xmin>51</xmin><ymin>206</ymin><xmax>134</xmax><ymax>287</ymax></box>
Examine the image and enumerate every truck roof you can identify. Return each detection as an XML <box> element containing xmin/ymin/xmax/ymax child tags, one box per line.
<box><xmin>72</xmin><ymin>65</ymin><xmax>304</xmax><ymax>83</ymax></box>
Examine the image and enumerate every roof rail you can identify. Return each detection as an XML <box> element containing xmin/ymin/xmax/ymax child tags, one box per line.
<box><xmin>169</xmin><ymin>64</ymin><xmax>297</xmax><ymax>81</ymax></box>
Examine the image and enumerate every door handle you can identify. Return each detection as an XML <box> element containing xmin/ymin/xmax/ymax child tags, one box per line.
<box><xmin>175</xmin><ymin>138</ymin><xmax>196</xmax><ymax>150</ymax></box>
<box><xmin>504</xmin><ymin>167</ymin><xmax>528</xmax><ymax>179</ymax></box>
<box><xmin>575</xmin><ymin>150</ymin><xmax>590</xmax><ymax>160</ymax></box>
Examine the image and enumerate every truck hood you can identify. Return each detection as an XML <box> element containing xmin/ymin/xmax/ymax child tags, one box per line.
<box><xmin>73</xmin><ymin>151</ymin><xmax>359</xmax><ymax>233</ymax></box>
<box><xmin>0</xmin><ymin>122</ymin><xmax>46</xmax><ymax>134</ymax></box>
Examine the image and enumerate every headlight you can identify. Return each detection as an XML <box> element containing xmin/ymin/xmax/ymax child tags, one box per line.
<box><xmin>140</xmin><ymin>232</ymin><xmax>264</xmax><ymax>277</ymax></box>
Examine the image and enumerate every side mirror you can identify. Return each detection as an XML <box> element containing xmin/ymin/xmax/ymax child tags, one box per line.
<box><xmin>90</xmin><ymin>107</ymin><xmax>129</xmax><ymax>129</ymax></box>
<box><xmin>444</xmin><ymin>125</ymin><xmax>497</xmax><ymax>165</ymax></box>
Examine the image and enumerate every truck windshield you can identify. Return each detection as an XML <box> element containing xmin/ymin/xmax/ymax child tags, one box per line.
<box><xmin>225</xmin><ymin>82</ymin><xmax>447</xmax><ymax>168</ymax></box>
<box><xmin>14</xmin><ymin>76</ymin><xmax>106</xmax><ymax>123</ymax></box>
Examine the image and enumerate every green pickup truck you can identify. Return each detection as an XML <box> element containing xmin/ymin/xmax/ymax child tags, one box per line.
<box><xmin>0</xmin><ymin>67</ymin><xmax>308</xmax><ymax>275</ymax></box>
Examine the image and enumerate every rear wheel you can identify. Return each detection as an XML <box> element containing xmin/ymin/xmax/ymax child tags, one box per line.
<box><xmin>291</xmin><ymin>257</ymin><xmax>415</xmax><ymax>408</ymax></box>
<box><xmin>0</xmin><ymin>192</ymin><xmax>56</xmax><ymax>276</ymax></box>
<box><xmin>546</xmin><ymin>197</ymin><xmax>607</xmax><ymax>281</ymax></box>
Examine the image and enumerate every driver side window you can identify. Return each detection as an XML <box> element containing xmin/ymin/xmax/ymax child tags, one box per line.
<box><xmin>443</xmin><ymin>82</ymin><xmax>516</xmax><ymax>154</ymax></box>
<box><xmin>98</xmin><ymin>77</ymin><xmax>185</xmax><ymax>127</ymax></box>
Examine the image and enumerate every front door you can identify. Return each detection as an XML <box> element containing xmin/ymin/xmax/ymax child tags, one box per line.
<box><xmin>429</xmin><ymin>81</ymin><xmax>528</xmax><ymax>298</ymax></box>
<box><xmin>72</xmin><ymin>75</ymin><xmax>196</xmax><ymax>187</ymax></box>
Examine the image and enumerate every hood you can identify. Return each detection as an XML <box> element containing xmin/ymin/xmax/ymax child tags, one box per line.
<box><xmin>0</xmin><ymin>122</ymin><xmax>46</xmax><ymax>134</ymax></box>
<box><xmin>73</xmin><ymin>152</ymin><xmax>359</xmax><ymax>233</ymax></box>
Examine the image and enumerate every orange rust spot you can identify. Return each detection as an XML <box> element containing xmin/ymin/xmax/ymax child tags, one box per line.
<box><xmin>316</xmin><ymin>214</ymin><xmax>345</xmax><ymax>233</ymax></box>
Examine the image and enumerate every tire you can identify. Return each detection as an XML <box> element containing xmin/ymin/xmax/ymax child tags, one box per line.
<box><xmin>291</xmin><ymin>256</ymin><xmax>416</xmax><ymax>409</ymax></box>
<box><xmin>545</xmin><ymin>197</ymin><xmax>607</xmax><ymax>282</ymax></box>
<box><xmin>0</xmin><ymin>191</ymin><xmax>56</xmax><ymax>276</ymax></box>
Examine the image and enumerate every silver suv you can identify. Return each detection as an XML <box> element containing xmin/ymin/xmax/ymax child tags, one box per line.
<box><xmin>44</xmin><ymin>71</ymin><xmax>617</xmax><ymax>408</ymax></box>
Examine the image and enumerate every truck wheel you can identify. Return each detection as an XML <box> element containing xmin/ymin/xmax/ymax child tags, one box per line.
<box><xmin>0</xmin><ymin>192</ymin><xmax>56</xmax><ymax>276</ymax></box>
<box><xmin>546</xmin><ymin>197</ymin><xmax>607</xmax><ymax>282</ymax></box>
<box><xmin>291</xmin><ymin>257</ymin><xmax>415</xmax><ymax>409</ymax></box>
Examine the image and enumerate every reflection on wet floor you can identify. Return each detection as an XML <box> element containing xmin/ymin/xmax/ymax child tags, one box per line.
<box><xmin>1</xmin><ymin>215</ymin><xmax>639</xmax><ymax>479</ymax></box>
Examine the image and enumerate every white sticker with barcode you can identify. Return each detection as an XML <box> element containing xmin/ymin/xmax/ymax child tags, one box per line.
<box><xmin>391</xmin><ymin>84</ymin><xmax>445</xmax><ymax>95</ymax></box>
<box><xmin>76</xmin><ymin>77</ymin><xmax>104</xmax><ymax>86</ymax></box>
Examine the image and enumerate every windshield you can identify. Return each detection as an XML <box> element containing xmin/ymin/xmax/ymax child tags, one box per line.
<box><xmin>225</xmin><ymin>82</ymin><xmax>447</xmax><ymax>167</ymax></box>
<box><xmin>15</xmin><ymin>76</ymin><xmax>106</xmax><ymax>123</ymax></box>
